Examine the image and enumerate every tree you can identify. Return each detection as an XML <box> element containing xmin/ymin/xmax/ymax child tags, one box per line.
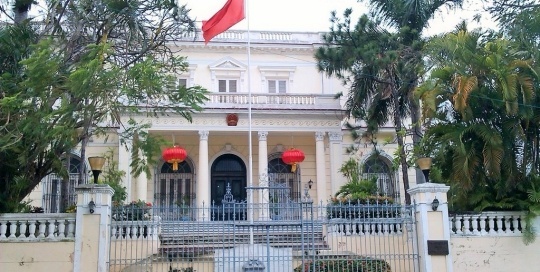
<box><xmin>316</xmin><ymin>0</ymin><xmax>463</xmax><ymax>204</ymax></box>
<box><xmin>417</xmin><ymin>24</ymin><xmax>540</xmax><ymax>212</ymax></box>
<box><xmin>0</xmin><ymin>0</ymin><xmax>208</xmax><ymax>212</ymax></box>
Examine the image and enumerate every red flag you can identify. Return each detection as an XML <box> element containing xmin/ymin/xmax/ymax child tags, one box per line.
<box><xmin>202</xmin><ymin>0</ymin><xmax>245</xmax><ymax>44</ymax></box>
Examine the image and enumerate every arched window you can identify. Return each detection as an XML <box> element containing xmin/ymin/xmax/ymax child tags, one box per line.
<box><xmin>362</xmin><ymin>155</ymin><xmax>396</xmax><ymax>198</ymax></box>
<box><xmin>42</xmin><ymin>154</ymin><xmax>83</xmax><ymax>213</ymax></box>
<box><xmin>154</xmin><ymin>159</ymin><xmax>195</xmax><ymax>207</ymax></box>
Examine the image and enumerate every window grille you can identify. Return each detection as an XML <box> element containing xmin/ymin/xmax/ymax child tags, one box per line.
<box><xmin>154</xmin><ymin>160</ymin><xmax>195</xmax><ymax>207</ymax></box>
<box><xmin>42</xmin><ymin>155</ymin><xmax>83</xmax><ymax>213</ymax></box>
<box><xmin>362</xmin><ymin>155</ymin><xmax>396</xmax><ymax>198</ymax></box>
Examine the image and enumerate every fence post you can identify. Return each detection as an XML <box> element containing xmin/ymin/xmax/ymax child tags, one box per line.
<box><xmin>73</xmin><ymin>184</ymin><xmax>114</xmax><ymax>272</ymax></box>
<box><xmin>408</xmin><ymin>183</ymin><xmax>452</xmax><ymax>272</ymax></box>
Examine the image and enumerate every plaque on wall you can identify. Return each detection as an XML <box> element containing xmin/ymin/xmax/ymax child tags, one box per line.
<box><xmin>427</xmin><ymin>240</ymin><xmax>449</xmax><ymax>255</ymax></box>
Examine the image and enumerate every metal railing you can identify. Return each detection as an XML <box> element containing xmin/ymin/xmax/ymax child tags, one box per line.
<box><xmin>108</xmin><ymin>202</ymin><xmax>418</xmax><ymax>272</ymax></box>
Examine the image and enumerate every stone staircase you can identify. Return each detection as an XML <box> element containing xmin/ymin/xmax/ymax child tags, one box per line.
<box><xmin>158</xmin><ymin>220</ymin><xmax>328</xmax><ymax>257</ymax></box>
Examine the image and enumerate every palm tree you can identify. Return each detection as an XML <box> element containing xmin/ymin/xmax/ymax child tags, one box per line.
<box><xmin>316</xmin><ymin>0</ymin><xmax>463</xmax><ymax>204</ymax></box>
<box><xmin>417</xmin><ymin>26</ymin><xmax>539</xmax><ymax>210</ymax></box>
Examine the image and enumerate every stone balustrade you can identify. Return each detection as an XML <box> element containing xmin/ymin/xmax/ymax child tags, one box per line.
<box><xmin>328</xmin><ymin>218</ymin><xmax>407</xmax><ymax>236</ymax></box>
<box><xmin>0</xmin><ymin>213</ymin><xmax>76</xmax><ymax>241</ymax></box>
<box><xmin>205</xmin><ymin>93</ymin><xmax>340</xmax><ymax>109</ymax></box>
<box><xmin>450</xmin><ymin>211</ymin><xmax>526</xmax><ymax>236</ymax></box>
<box><xmin>110</xmin><ymin>216</ymin><xmax>161</xmax><ymax>241</ymax></box>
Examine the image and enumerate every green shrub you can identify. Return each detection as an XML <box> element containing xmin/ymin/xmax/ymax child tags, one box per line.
<box><xmin>294</xmin><ymin>258</ymin><xmax>392</xmax><ymax>272</ymax></box>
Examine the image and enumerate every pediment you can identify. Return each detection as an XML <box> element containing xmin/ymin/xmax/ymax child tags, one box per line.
<box><xmin>209</xmin><ymin>57</ymin><xmax>247</xmax><ymax>71</ymax></box>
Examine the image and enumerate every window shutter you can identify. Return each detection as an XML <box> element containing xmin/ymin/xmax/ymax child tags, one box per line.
<box><xmin>268</xmin><ymin>80</ymin><xmax>276</xmax><ymax>93</ymax></box>
<box><xmin>218</xmin><ymin>80</ymin><xmax>227</xmax><ymax>92</ymax></box>
<box><xmin>178</xmin><ymin>78</ymin><xmax>187</xmax><ymax>88</ymax></box>
<box><xmin>229</xmin><ymin>80</ymin><xmax>237</xmax><ymax>92</ymax></box>
<box><xmin>278</xmin><ymin>80</ymin><xmax>287</xmax><ymax>93</ymax></box>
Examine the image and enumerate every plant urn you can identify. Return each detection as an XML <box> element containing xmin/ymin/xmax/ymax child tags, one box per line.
<box><xmin>416</xmin><ymin>157</ymin><xmax>432</xmax><ymax>170</ymax></box>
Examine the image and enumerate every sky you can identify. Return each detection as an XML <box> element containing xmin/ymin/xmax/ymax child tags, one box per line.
<box><xmin>184</xmin><ymin>0</ymin><xmax>497</xmax><ymax>36</ymax></box>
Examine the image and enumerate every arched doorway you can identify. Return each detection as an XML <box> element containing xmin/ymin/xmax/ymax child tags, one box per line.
<box><xmin>268</xmin><ymin>155</ymin><xmax>301</xmax><ymax>201</ymax></box>
<box><xmin>267</xmin><ymin>154</ymin><xmax>302</xmax><ymax>220</ymax></box>
<box><xmin>211</xmin><ymin>154</ymin><xmax>247</xmax><ymax>220</ymax></box>
<box><xmin>154</xmin><ymin>159</ymin><xmax>195</xmax><ymax>208</ymax></box>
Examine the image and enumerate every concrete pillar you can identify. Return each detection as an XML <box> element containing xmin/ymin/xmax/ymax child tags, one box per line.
<box><xmin>118</xmin><ymin>135</ymin><xmax>132</xmax><ymax>202</ymax></box>
<box><xmin>197</xmin><ymin>130</ymin><xmax>210</xmax><ymax>221</ymax></box>
<box><xmin>73</xmin><ymin>184</ymin><xmax>114</xmax><ymax>272</ymax></box>
<box><xmin>328</xmin><ymin>131</ymin><xmax>343</xmax><ymax>195</ymax></box>
<box><xmin>258</xmin><ymin>131</ymin><xmax>269</xmax><ymax>219</ymax></box>
<box><xmin>315</xmin><ymin>131</ymin><xmax>327</xmax><ymax>204</ymax></box>
<box><xmin>408</xmin><ymin>183</ymin><xmax>452</xmax><ymax>272</ymax></box>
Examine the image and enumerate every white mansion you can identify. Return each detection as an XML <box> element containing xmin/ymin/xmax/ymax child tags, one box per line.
<box><xmin>28</xmin><ymin>30</ymin><xmax>413</xmax><ymax>216</ymax></box>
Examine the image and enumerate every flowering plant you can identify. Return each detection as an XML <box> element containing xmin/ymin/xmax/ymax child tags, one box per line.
<box><xmin>130</xmin><ymin>200</ymin><xmax>152</xmax><ymax>208</ymax></box>
<box><xmin>112</xmin><ymin>199</ymin><xmax>153</xmax><ymax>221</ymax></box>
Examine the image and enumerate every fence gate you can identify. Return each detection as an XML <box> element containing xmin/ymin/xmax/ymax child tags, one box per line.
<box><xmin>108</xmin><ymin>194</ymin><xmax>418</xmax><ymax>271</ymax></box>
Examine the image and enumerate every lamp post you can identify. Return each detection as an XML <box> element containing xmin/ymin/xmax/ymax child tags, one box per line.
<box><xmin>88</xmin><ymin>156</ymin><xmax>105</xmax><ymax>184</ymax></box>
<box><xmin>416</xmin><ymin>157</ymin><xmax>432</xmax><ymax>183</ymax></box>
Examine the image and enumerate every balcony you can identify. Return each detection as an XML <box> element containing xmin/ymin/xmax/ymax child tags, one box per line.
<box><xmin>204</xmin><ymin>92</ymin><xmax>342</xmax><ymax>111</ymax></box>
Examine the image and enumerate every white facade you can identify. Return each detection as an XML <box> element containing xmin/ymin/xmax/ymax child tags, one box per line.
<box><xmin>29</xmin><ymin>30</ymin><xmax>414</xmax><ymax>214</ymax></box>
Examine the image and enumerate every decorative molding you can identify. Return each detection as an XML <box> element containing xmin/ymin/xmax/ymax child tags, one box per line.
<box><xmin>258</xmin><ymin>131</ymin><xmax>268</xmax><ymax>141</ymax></box>
<box><xmin>328</xmin><ymin>131</ymin><xmax>343</xmax><ymax>142</ymax></box>
<box><xmin>198</xmin><ymin>130</ymin><xmax>209</xmax><ymax>141</ymax></box>
<box><xmin>144</xmin><ymin>116</ymin><xmax>341</xmax><ymax>129</ymax></box>
<box><xmin>315</xmin><ymin>131</ymin><xmax>325</xmax><ymax>141</ymax></box>
<box><xmin>209</xmin><ymin>57</ymin><xmax>247</xmax><ymax>71</ymax></box>
<box><xmin>359</xmin><ymin>149</ymin><xmax>394</xmax><ymax>165</ymax></box>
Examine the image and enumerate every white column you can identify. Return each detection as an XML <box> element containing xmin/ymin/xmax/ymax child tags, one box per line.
<box><xmin>328</xmin><ymin>131</ymin><xmax>343</xmax><ymax>195</ymax></box>
<box><xmin>136</xmin><ymin>170</ymin><xmax>148</xmax><ymax>202</ymax></box>
<box><xmin>258</xmin><ymin>131</ymin><xmax>269</xmax><ymax>219</ymax></box>
<box><xmin>118</xmin><ymin>132</ymin><xmax>132</xmax><ymax>202</ymax></box>
<box><xmin>197</xmin><ymin>130</ymin><xmax>210</xmax><ymax>221</ymax></box>
<box><xmin>315</xmin><ymin>131</ymin><xmax>327</xmax><ymax>204</ymax></box>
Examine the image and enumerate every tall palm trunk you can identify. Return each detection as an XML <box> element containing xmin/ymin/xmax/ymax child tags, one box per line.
<box><xmin>389</xmin><ymin>68</ymin><xmax>412</xmax><ymax>204</ymax></box>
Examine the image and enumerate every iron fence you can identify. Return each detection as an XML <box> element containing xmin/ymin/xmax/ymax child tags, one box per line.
<box><xmin>109</xmin><ymin>201</ymin><xmax>418</xmax><ymax>272</ymax></box>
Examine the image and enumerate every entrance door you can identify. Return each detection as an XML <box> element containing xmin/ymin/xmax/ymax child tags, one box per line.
<box><xmin>211</xmin><ymin>154</ymin><xmax>247</xmax><ymax>220</ymax></box>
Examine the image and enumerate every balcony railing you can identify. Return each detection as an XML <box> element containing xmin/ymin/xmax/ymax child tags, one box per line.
<box><xmin>204</xmin><ymin>92</ymin><xmax>341</xmax><ymax>110</ymax></box>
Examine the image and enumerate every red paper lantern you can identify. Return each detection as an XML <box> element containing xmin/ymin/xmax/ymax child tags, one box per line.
<box><xmin>281</xmin><ymin>148</ymin><xmax>305</xmax><ymax>172</ymax></box>
<box><xmin>162</xmin><ymin>146</ymin><xmax>187</xmax><ymax>171</ymax></box>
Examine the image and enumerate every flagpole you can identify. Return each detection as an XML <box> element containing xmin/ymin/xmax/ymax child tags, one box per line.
<box><xmin>246</xmin><ymin>0</ymin><xmax>254</xmax><ymax>245</ymax></box>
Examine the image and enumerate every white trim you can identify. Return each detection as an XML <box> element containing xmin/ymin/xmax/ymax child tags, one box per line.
<box><xmin>209</xmin><ymin>148</ymin><xmax>249</xmax><ymax>173</ymax></box>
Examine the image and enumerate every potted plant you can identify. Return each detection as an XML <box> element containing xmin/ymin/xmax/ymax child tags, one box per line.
<box><xmin>328</xmin><ymin>158</ymin><xmax>397</xmax><ymax>219</ymax></box>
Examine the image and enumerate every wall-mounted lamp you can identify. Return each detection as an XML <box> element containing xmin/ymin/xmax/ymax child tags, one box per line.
<box><xmin>308</xmin><ymin>179</ymin><xmax>313</xmax><ymax>189</ymax></box>
<box><xmin>88</xmin><ymin>200</ymin><xmax>96</xmax><ymax>214</ymax></box>
<box><xmin>431</xmin><ymin>198</ymin><xmax>440</xmax><ymax>211</ymax></box>
<box><xmin>88</xmin><ymin>156</ymin><xmax>106</xmax><ymax>184</ymax></box>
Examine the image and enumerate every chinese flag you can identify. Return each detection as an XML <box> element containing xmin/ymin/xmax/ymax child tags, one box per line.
<box><xmin>202</xmin><ymin>0</ymin><xmax>245</xmax><ymax>44</ymax></box>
